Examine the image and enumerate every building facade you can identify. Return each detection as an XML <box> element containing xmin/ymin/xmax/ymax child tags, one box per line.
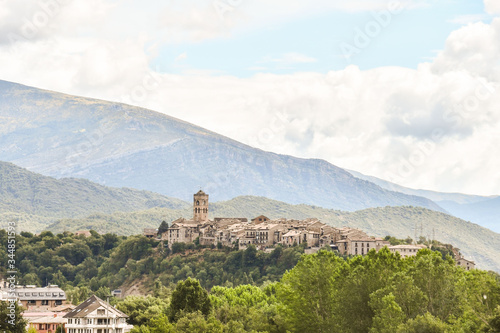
<box><xmin>16</xmin><ymin>285</ymin><xmax>66</xmax><ymax>310</ymax></box>
<box><xmin>388</xmin><ymin>244</ymin><xmax>427</xmax><ymax>258</ymax></box>
<box><xmin>64</xmin><ymin>295</ymin><xmax>132</xmax><ymax>333</ymax></box>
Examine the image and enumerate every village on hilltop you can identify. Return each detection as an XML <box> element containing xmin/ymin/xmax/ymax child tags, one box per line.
<box><xmin>144</xmin><ymin>190</ymin><xmax>476</xmax><ymax>269</ymax></box>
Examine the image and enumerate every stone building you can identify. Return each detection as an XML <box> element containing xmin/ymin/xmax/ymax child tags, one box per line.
<box><xmin>193</xmin><ymin>190</ymin><xmax>209</xmax><ymax>222</ymax></box>
<box><xmin>388</xmin><ymin>244</ymin><xmax>427</xmax><ymax>258</ymax></box>
<box><xmin>456</xmin><ymin>257</ymin><xmax>475</xmax><ymax>270</ymax></box>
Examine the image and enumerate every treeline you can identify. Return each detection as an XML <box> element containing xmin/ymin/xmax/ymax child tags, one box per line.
<box><xmin>122</xmin><ymin>249</ymin><xmax>500</xmax><ymax>333</ymax></box>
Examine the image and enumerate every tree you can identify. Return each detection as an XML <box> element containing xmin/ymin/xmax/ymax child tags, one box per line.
<box><xmin>175</xmin><ymin>312</ymin><xmax>223</xmax><ymax>333</ymax></box>
<box><xmin>169</xmin><ymin>278</ymin><xmax>212</xmax><ymax>322</ymax></box>
<box><xmin>116</xmin><ymin>296</ymin><xmax>169</xmax><ymax>326</ymax></box>
<box><xmin>483</xmin><ymin>306</ymin><xmax>500</xmax><ymax>332</ymax></box>
<box><xmin>278</xmin><ymin>250</ymin><xmax>342</xmax><ymax>333</ymax></box>
<box><xmin>0</xmin><ymin>301</ymin><xmax>27</xmax><ymax>333</ymax></box>
<box><xmin>397</xmin><ymin>312</ymin><xmax>449</xmax><ymax>332</ymax></box>
<box><xmin>158</xmin><ymin>221</ymin><xmax>169</xmax><ymax>235</ymax></box>
<box><xmin>370</xmin><ymin>293</ymin><xmax>406</xmax><ymax>333</ymax></box>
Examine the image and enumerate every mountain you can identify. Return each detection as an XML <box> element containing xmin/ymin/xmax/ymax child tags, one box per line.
<box><xmin>45</xmin><ymin>196</ymin><xmax>500</xmax><ymax>273</ymax></box>
<box><xmin>348</xmin><ymin>169</ymin><xmax>500</xmax><ymax>232</ymax></box>
<box><xmin>0</xmin><ymin>160</ymin><xmax>189</xmax><ymax>231</ymax></box>
<box><xmin>437</xmin><ymin>197</ymin><xmax>500</xmax><ymax>232</ymax></box>
<box><xmin>0</xmin><ymin>80</ymin><xmax>444</xmax><ymax>212</ymax></box>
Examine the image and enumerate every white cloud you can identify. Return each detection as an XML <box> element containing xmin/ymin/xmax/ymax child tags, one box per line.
<box><xmin>175</xmin><ymin>52</ymin><xmax>188</xmax><ymax>61</ymax></box>
<box><xmin>485</xmin><ymin>0</ymin><xmax>500</xmax><ymax>15</ymax></box>
<box><xmin>432</xmin><ymin>18</ymin><xmax>500</xmax><ymax>80</ymax></box>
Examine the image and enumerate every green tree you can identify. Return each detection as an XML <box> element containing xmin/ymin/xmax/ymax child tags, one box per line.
<box><xmin>335</xmin><ymin>247</ymin><xmax>402</xmax><ymax>332</ymax></box>
<box><xmin>169</xmin><ymin>278</ymin><xmax>211</xmax><ymax>322</ymax></box>
<box><xmin>175</xmin><ymin>312</ymin><xmax>223</xmax><ymax>333</ymax></box>
<box><xmin>483</xmin><ymin>306</ymin><xmax>500</xmax><ymax>332</ymax></box>
<box><xmin>278</xmin><ymin>250</ymin><xmax>342</xmax><ymax>333</ymax></box>
<box><xmin>158</xmin><ymin>221</ymin><xmax>169</xmax><ymax>235</ymax></box>
<box><xmin>0</xmin><ymin>301</ymin><xmax>27</xmax><ymax>333</ymax></box>
<box><xmin>370</xmin><ymin>293</ymin><xmax>406</xmax><ymax>333</ymax></box>
<box><xmin>117</xmin><ymin>295</ymin><xmax>169</xmax><ymax>326</ymax></box>
<box><xmin>397</xmin><ymin>312</ymin><xmax>449</xmax><ymax>332</ymax></box>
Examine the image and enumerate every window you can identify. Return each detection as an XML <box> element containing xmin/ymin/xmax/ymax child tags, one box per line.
<box><xmin>97</xmin><ymin>309</ymin><xmax>105</xmax><ymax>315</ymax></box>
<box><xmin>41</xmin><ymin>300</ymin><xmax>49</xmax><ymax>305</ymax></box>
<box><xmin>55</xmin><ymin>300</ymin><xmax>62</xmax><ymax>305</ymax></box>
<box><xmin>27</xmin><ymin>300</ymin><xmax>36</xmax><ymax>305</ymax></box>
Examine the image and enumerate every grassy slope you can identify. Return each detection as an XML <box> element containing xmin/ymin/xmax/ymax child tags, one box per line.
<box><xmin>0</xmin><ymin>161</ymin><xmax>189</xmax><ymax>230</ymax></box>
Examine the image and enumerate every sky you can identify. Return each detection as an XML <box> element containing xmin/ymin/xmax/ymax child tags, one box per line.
<box><xmin>0</xmin><ymin>0</ymin><xmax>499</xmax><ymax>196</ymax></box>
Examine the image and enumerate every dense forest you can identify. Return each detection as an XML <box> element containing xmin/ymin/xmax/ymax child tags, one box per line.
<box><xmin>1</xmin><ymin>230</ymin><xmax>500</xmax><ymax>332</ymax></box>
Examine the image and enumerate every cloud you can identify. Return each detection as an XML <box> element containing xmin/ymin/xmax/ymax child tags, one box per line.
<box><xmin>432</xmin><ymin>18</ymin><xmax>500</xmax><ymax>81</ymax></box>
<box><xmin>175</xmin><ymin>52</ymin><xmax>188</xmax><ymax>61</ymax></box>
<box><xmin>484</xmin><ymin>0</ymin><xmax>500</xmax><ymax>15</ymax></box>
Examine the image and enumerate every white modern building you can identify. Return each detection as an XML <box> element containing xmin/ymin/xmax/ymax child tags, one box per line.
<box><xmin>64</xmin><ymin>295</ymin><xmax>133</xmax><ymax>333</ymax></box>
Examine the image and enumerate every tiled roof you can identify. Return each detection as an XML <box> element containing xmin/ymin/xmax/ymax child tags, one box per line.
<box><xmin>63</xmin><ymin>295</ymin><xmax>127</xmax><ymax>319</ymax></box>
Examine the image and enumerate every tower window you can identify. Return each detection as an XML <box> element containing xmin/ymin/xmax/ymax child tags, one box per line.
<box><xmin>196</xmin><ymin>200</ymin><xmax>200</xmax><ymax>206</ymax></box>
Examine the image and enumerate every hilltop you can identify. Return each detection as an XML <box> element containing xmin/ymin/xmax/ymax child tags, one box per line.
<box><xmin>0</xmin><ymin>161</ymin><xmax>188</xmax><ymax>231</ymax></box>
<box><xmin>348</xmin><ymin>169</ymin><xmax>500</xmax><ymax>232</ymax></box>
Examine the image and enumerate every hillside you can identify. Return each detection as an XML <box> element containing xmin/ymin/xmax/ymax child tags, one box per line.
<box><xmin>0</xmin><ymin>161</ymin><xmax>189</xmax><ymax>230</ymax></box>
<box><xmin>438</xmin><ymin>197</ymin><xmax>500</xmax><ymax>232</ymax></box>
<box><xmin>348</xmin><ymin>169</ymin><xmax>500</xmax><ymax>232</ymax></box>
<box><xmin>45</xmin><ymin>196</ymin><xmax>500</xmax><ymax>273</ymax></box>
<box><xmin>0</xmin><ymin>80</ymin><xmax>443</xmax><ymax>212</ymax></box>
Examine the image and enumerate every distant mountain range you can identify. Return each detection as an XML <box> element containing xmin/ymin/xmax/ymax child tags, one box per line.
<box><xmin>0</xmin><ymin>80</ymin><xmax>442</xmax><ymax>212</ymax></box>
<box><xmin>348</xmin><ymin>170</ymin><xmax>500</xmax><ymax>232</ymax></box>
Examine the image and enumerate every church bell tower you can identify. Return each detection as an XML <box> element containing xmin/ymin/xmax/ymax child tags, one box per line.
<box><xmin>193</xmin><ymin>190</ymin><xmax>209</xmax><ymax>222</ymax></box>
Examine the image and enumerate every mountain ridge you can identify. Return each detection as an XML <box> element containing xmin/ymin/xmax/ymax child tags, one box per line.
<box><xmin>347</xmin><ymin>169</ymin><xmax>500</xmax><ymax>232</ymax></box>
<box><xmin>0</xmin><ymin>79</ymin><xmax>444</xmax><ymax>213</ymax></box>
